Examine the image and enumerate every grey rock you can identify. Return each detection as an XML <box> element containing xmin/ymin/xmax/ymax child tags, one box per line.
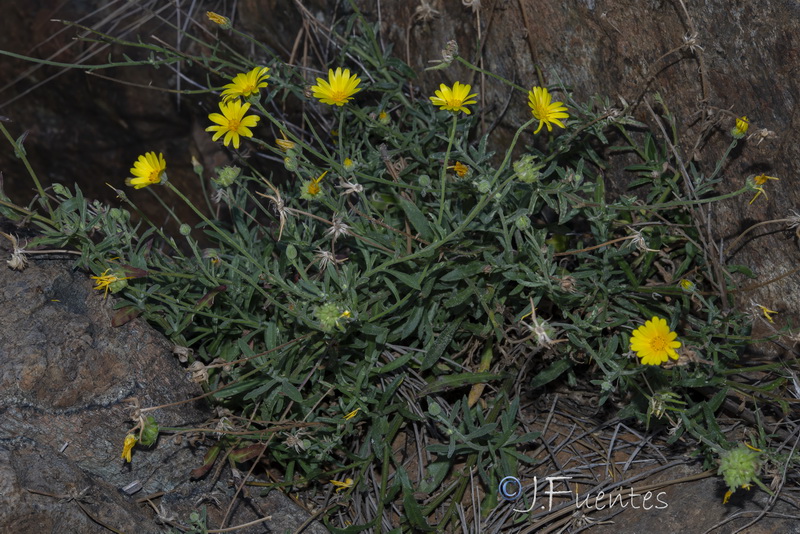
<box><xmin>0</xmin><ymin>233</ymin><xmax>327</xmax><ymax>533</ymax></box>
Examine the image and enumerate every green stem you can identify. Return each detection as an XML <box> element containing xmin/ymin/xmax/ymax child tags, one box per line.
<box><xmin>456</xmin><ymin>56</ymin><xmax>527</xmax><ymax>93</ymax></box>
<box><xmin>166</xmin><ymin>182</ymin><xmax>256</xmax><ymax>264</ymax></box>
<box><xmin>0</xmin><ymin>199</ymin><xmax>54</xmax><ymax>226</ymax></box>
<box><xmin>437</xmin><ymin>114</ymin><xmax>459</xmax><ymax>226</ymax></box>
<box><xmin>0</xmin><ymin>122</ymin><xmax>53</xmax><ymax>218</ymax></box>
<box><xmin>365</xmin><ymin>118</ymin><xmax>535</xmax><ymax>278</ymax></box>
<box><xmin>707</xmin><ymin>139</ymin><xmax>737</xmax><ymax>183</ymax></box>
<box><xmin>163</xmin><ymin>182</ymin><xmax>299</xmax><ymax>312</ymax></box>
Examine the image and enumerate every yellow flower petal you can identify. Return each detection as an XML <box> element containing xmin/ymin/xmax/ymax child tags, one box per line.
<box><xmin>221</xmin><ymin>66</ymin><xmax>270</xmax><ymax>102</ymax></box>
<box><xmin>121</xmin><ymin>434</ymin><xmax>137</xmax><ymax>463</ymax></box>
<box><xmin>206</xmin><ymin>100</ymin><xmax>260</xmax><ymax>149</ymax></box>
<box><xmin>630</xmin><ymin>316</ymin><xmax>681</xmax><ymax>365</ymax></box>
<box><xmin>311</xmin><ymin>68</ymin><xmax>362</xmax><ymax>106</ymax></box>
<box><xmin>125</xmin><ymin>151</ymin><xmax>167</xmax><ymax>189</ymax></box>
<box><xmin>429</xmin><ymin>81</ymin><xmax>477</xmax><ymax>114</ymax></box>
<box><xmin>528</xmin><ymin>86</ymin><xmax>569</xmax><ymax>134</ymax></box>
<box><xmin>330</xmin><ymin>477</ymin><xmax>354</xmax><ymax>492</ymax></box>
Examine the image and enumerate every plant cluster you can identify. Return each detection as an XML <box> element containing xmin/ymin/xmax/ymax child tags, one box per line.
<box><xmin>1</xmin><ymin>4</ymin><xmax>797</xmax><ymax>532</ymax></box>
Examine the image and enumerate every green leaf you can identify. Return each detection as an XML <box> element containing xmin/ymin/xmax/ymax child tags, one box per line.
<box><xmin>443</xmin><ymin>287</ymin><xmax>474</xmax><ymax>308</ymax></box>
<box><xmin>530</xmin><ymin>359</ymin><xmax>572</xmax><ymax>389</ymax></box>
<box><xmin>402</xmin><ymin>485</ymin><xmax>435</xmax><ymax>530</ymax></box>
<box><xmin>385</xmin><ymin>269</ymin><xmax>422</xmax><ymax>290</ymax></box>
<box><xmin>440</xmin><ymin>262</ymin><xmax>485</xmax><ymax>282</ymax></box>
<box><xmin>399</xmin><ymin>305</ymin><xmax>424</xmax><ymax>339</ymax></box>
<box><xmin>398</xmin><ymin>197</ymin><xmax>433</xmax><ymax>241</ymax></box>
<box><xmin>418</xmin><ymin>372</ymin><xmax>503</xmax><ymax>396</ymax></box>
<box><xmin>418</xmin><ymin>459</ymin><xmax>452</xmax><ymax>493</ymax></box>
<box><xmin>373</xmin><ymin>352</ymin><xmax>415</xmax><ymax>375</ymax></box>
<box><xmin>421</xmin><ymin>318</ymin><xmax>461</xmax><ymax>370</ymax></box>
<box><xmin>280</xmin><ymin>381</ymin><xmax>303</xmax><ymax>403</ymax></box>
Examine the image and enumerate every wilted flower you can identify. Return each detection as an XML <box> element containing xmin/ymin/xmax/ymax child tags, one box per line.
<box><xmin>91</xmin><ymin>268</ymin><xmax>133</xmax><ymax>299</ymax></box>
<box><xmin>276</xmin><ymin>131</ymin><xmax>296</xmax><ymax>152</ymax></box>
<box><xmin>300</xmin><ymin>170</ymin><xmax>328</xmax><ymax>200</ymax></box>
<box><xmin>449</xmin><ymin>161</ymin><xmax>470</xmax><ymax>177</ymax></box>
<box><xmin>121</xmin><ymin>434</ymin><xmax>137</xmax><ymax>463</ymax></box>
<box><xmin>718</xmin><ymin>444</ymin><xmax>762</xmax><ymax>504</ymax></box>
<box><xmin>732</xmin><ymin>116</ymin><xmax>749</xmax><ymax>139</ymax></box>
<box><xmin>206</xmin><ymin>11</ymin><xmax>231</xmax><ymax>29</ymax></box>
<box><xmin>325</xmin><ymin>215</ymin><xmax>350</xmax><ymax>242</ymax></box>
<box><xmin>331</xmin><ymin>477</ymin><xmax>354</xmax><ymax>492</ymax></box>
<box><xmin>748</xmin><ymin>173</ymin><xmax>779</xmax><ymax>204</ymax></box>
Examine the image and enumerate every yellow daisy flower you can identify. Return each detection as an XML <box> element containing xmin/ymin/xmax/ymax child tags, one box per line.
<box><xmin>527</xmin><ymin>86</ymin><xmax>569</xmax><ymax>134</ymax></box>
<box><xmin>206</xmin><ymin>100</ymin><xmax>260</xmax><ymax>149</ymax></box>
<box><xmin>311</xmin><ymin>68</ymin><xmax>362</xmax><ymax>106</ymax></box>
<box><xmin>125</xmin><ymin>152</ymin><xmax>167</xmax><ymax>189</ymax></box>
<box><xmin>429</xmin><ymin>81</ymin><xmax>477</xmax><ymax>114</ymax></box>
<box><xmin>121</xmin><ymin>434</ymin><xmax>137</xmax><ymax>463</ymax></box>
<box><xmin>629</xmin><ymin>316</ymin><xmax>681</xmax><ymax>365</ymax></box>
<box><xmin>221</xmin><ymin>66</ymin><xmax>270</xmax><ymax>102</ymax></box>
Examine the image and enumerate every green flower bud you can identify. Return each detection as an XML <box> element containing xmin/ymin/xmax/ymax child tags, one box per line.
<box><xmin>215</xmin><ymin>165</ymin><xmax>241</xmax><ymax>187</ymax></box>
<box><xmin>513</xmin><ymin>154</ymin><xmax>544</xmax><ymax>183</ymax></box>
<box><xmin>477</xmin><ymin>179</ymin><xmax>491</xmax><ymax>193</ymax></box>
<box><xmin>108</xmin><ymin>277</ymin><xmax>129</xmax><ymax>294</ymax></box>
<box><xmin>109</xmin><ymin>208</ymin><xmax>130</xmax><ymax>222</ymax></box>
<box><xmin>718</xmin><ymin>444</ymin><xmax>761</xmax><ymax>492</ymax></box>
<box><xmin>314</xmin><ymin>302</ymin><xmax>345</xmax><ymax>333</ymax></box>
<box><xmin>343</xmin><ymin>158</ymin><xmax>357</xmax><ymax>172</ymax></box>
<box><xmin>139</xmin><ymin>415</ymin><xmax>159</xmax><ymax>446</ymax></box>
<box><xmin>191</xmin><ymin>155</ymin><xmax>204</xmax><ymax>175</ymax></box>
<box><xmin>179</xmin><ymin>224</ymin><xmax>192</xmax><ymax>236</ymax></box>
<box><xmin>284</xmin><ymin>156</ymin><xmax>299</xmax><ymax>172</ymax></box>
<box><xmin>515</xmin><ymin>215</ymin><xmax>530</xmax><ymax>230</ymax></box>
<box><xmin>418</xmin><ymin>174</ymin><xmax>431</xmax><ymax>188</ymax></box>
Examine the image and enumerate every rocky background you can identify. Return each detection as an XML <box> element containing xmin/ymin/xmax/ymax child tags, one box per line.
<box><xmin>1</xmin><ymin>0</ymin><xmax>799</xmax><ymax>532</ymax></box>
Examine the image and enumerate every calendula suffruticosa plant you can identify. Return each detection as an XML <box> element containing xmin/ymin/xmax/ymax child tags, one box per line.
<box><xmin>1</xmin><ymin>3</ymin><xmax>797</xmax><ymax>531</ymax></box>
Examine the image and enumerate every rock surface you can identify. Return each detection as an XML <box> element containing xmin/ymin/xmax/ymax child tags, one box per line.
<box><xmin>0</xmin><ymin>230</ymin><xmax>327</xmax><ymax>533</ymax></box>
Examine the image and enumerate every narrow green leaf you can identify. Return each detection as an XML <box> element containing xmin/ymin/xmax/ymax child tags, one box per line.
<box><xmin>418</xmin><ymin>372</ymin><xmax>502</xmax><ymax>396</ymax></box>
<box><xmin>421</xmin><ymin>318</ymin><xmax>461</xmax><ymax>370</ymax></box>
<box><xmin>398</xmin><ymin>196</ymin><xmax>433</xmax><ymax>241</ymax></box>
<box><xmin>530</xmin><ymin>359</ymin><xmax>572</xmax><ymax>389</ymax></box>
